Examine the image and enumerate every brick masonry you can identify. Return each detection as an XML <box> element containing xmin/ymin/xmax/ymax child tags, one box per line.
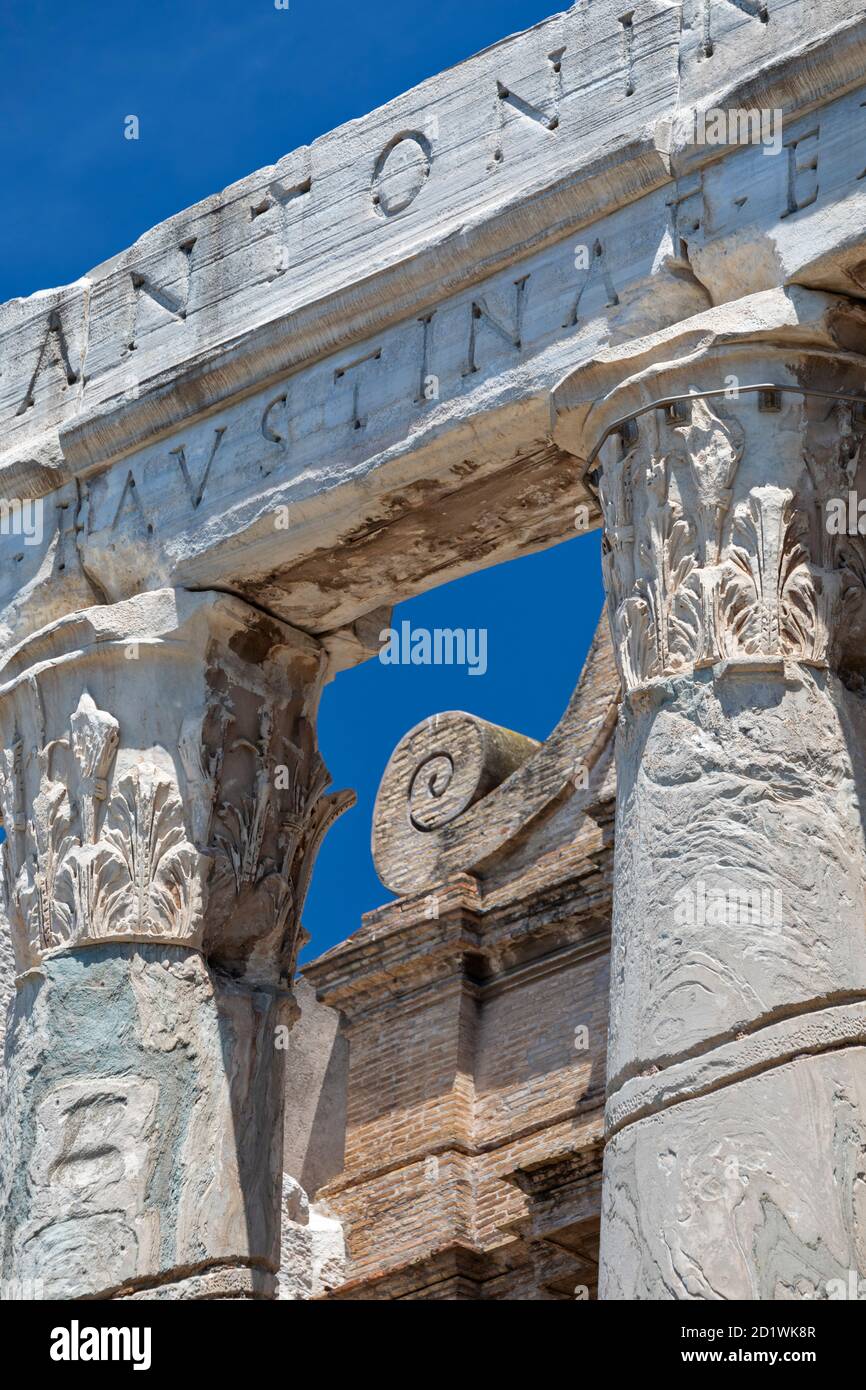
<box><xmin>303</xmin><ymin>613</ymin><xmax>618</xmax><ymax>1299</ymax></box>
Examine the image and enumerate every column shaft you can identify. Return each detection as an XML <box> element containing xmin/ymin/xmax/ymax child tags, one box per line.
<box><xmin>0</xmin><ymin>589</ymin><xmax>349</xmax><ymax>1299</ymax></box>
<box><xmin>552</xmin><ymin>291</ymin><xmax>866</xmax><ymax>1299</ymax></box>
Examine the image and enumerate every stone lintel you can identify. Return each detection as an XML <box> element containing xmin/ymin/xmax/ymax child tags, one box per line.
<box><xmin>6</xmin><ymin>4</ymin><xmax>863</xmax><ymax>493</ymax></box>
<box><xmin>2</xmin><ymin>13</ymin><xmax>866</xmax><ymax>661</ymax></box>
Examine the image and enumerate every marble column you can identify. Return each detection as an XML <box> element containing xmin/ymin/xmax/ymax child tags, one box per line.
<box><xmin>554</xmin><ymin>288</ymin><xmax>866</xmax><ymax>1299</ymax></box>
<box><xmin>0</xmin><ymin>588</ymin><xmax>351</xmax><ymax>1300</ymax></box>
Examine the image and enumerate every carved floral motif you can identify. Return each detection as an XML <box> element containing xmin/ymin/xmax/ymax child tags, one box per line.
<box><xmin>208</xmin><ymin>701</ymin><xmax>354</xmax><ymax>977</ymax></box>
<box><xmin>69</xmin><ymin>693</ymin><xmax>119</xmax><ymax>843</ymax></box>
<box><xmin>78</xmin><ymin>763</ymin><xmax>205</xmax><ymax>941</ymax></box>
<box><xmin>598</xmin><ymin>396</ymin><xmax>866</xmax><ymax>694</ymax></box>
<box><xmin>0</xmin><ymin>693</ymin><xmax>206</xmax><ymax>964</ymax></box>
<box><xmin>0</xmin><ymin>684</ymin><xmax>350</xmax><ymax>980</ymax></box>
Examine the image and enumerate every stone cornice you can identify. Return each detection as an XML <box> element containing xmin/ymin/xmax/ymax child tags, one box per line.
<box><xmin>303</xmin><ymin>872</ymin><xmax>612</xmax><ymax>1020</ymax></box>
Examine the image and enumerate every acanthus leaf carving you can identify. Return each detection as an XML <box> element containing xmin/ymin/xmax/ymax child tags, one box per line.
<box><xmin>178</xmin><ymin>713</ymin><xmax>223</xmax><ymax>848</ymax></box>
<box><xmin>636</xmin><ymin>454</ymin><xmax>702</xmax><ymax>676</ymax></box>
<box><xmin>0</xmin><ymin>669</ymin><xmax>345</xmax><ymax>979</ymax></box>
<box><xmin>213</xmin><ymin>703</ymin><xmax>280</xmax><ymax>895</ymax></box>
<box><xmin>678</xmin><ymin>396</ymin><xmax>744</xmax><ymax>666</ymax></box>
<box><xmin>719</xmin><ymin>485</ymin><xmax>799</xmax><ymax>659</ymax></box>
<box><xmin>1</xmin><ymin>692</ymin><xmax>206</xmax><ymax>966</ymax></box>
<box><xmin>73</xmin><ymin>762</ymin><xmax>206</xmax><ymax>944</ymax></box>
<box><xmin>69</xmin><ymin>692</ymin><xmax>120</xmax><ymax>843</ymax></box>
<box><xmin>599</xmin><ymin>395</ymin><xmax>866</xmax><ymax>695</ymax></box>
<box><xmin>679</xmin><ymin>396</ymin><xmax>744</xmax><ymax>565</ymax></box>
<box><xmin>19</xmin><ymin>779</ymin><xmax>75</xmax><ymax>953</ymax></box>
<box><xmin>207</xmin><ymin>705</ymin><xmax>352</xmax><ymax>979</ymax></box>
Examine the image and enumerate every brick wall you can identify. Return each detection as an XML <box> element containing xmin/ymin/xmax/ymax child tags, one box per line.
<box><xmin>303</xmin><ymin>613</ymin><xmax>618</xmax><ymax>1299</ymax></box>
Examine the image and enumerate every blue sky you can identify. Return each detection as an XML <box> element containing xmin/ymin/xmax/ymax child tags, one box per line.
<box><xmin>1</xmin><ymin>0</ymin><xmax>604</xmax><ymax>958</ymax></box>
<box><xmin>308</xmin><ymin>538</ymin><xmax>603</xmax><ymax>958</ymax></box>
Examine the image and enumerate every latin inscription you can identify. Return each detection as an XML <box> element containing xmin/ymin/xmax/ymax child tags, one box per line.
<box><xmin>371</xmin><ymin>133</ymin><xmax>433</xmax><ymax>216</ymax></box>
<box><xmin>491</xmin><ymin>47</ymin><xmax>565</xmax><ymax>166</ymax></box>
<box><xmin>87</xmin><ymin>70</ymin><xmax>866</xmax><ymax>539</ymax></box>
<box><xmin>128</xmin><ymin>238</ymin><xmax>196</xmax><ymax>349</ymax></box>
<box><xmin>5</xmin><ymin>0</ymin><xmax>865</xmax><ymax>484</ymax></box>
<box><xmin>16</xmin><ymin>310</ymin><xmax>80</xmax><ymax>415</ymax></box>
<box><xmin>171</xmin><ymin>428</ymin><xmax>226</xmax><ymax>509</ymax></box>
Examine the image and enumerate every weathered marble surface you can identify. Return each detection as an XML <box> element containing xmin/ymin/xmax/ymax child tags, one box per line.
<box><xmin>554</xmin><ymin>285</ymin><xmax>866</xmax><ymax>1298</ymax></box>
<box><xmin>601</xmin><ymin>1049</ymin><xmax>866</xmax><ymax>1300</ymax></box>
<box><xmin>1</xmin><ymin>945</ymin><xmax>289</xmax><ymax>1299</ymax></box>
<box><xmin>3</xmin><ymin>2</ymin><xmax>866</xmax><ymax>1301</ymax></box>
<box><xmin>277</xmin><ymin>1175</ymin><xmax>345</xmax><ymax>1301</ymax></box>
<box><xmin>609</xmin><ymin>669</ymin><xmax>866</xmax><ymax>1082</ymax></box>
<box><xmin>0</xmin><ymin>910</ymin><xmax>13</xmax><ymax>1059</ymax></box>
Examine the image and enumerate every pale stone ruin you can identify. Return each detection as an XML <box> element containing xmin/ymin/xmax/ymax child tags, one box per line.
<box><xmin>1</xmin><ymin>0</ymin><xmax>866</xmax><ymax>1299</ymax></box>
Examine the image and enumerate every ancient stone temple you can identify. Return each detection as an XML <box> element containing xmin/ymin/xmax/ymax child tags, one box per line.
<box><xmin>2</xmin><ymin>0</ymin><xmax>866</xmax><ymax>1300</ymax></box>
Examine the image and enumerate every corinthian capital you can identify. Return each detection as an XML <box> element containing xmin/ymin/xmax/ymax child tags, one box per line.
<box><xmin>554</xmin><ymin>289</ymin><xmax>866</xmax><ymax>1301</ymax></box>
<box><xmin>0</xmin><ymin>588</ymin><xmax>352</xmax><ymax>985</ymax></box>
<box><xmin>552</xmin><ymin>286</ymin><xmax>866</xmax><ymax>697</ymax></box>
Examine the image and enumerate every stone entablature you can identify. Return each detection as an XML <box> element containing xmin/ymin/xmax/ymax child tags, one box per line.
<box><xmin>8</xmin><ymin>1</ymin><xmax>859</xmax><ymax>481</ymax></box>
<box><xmin>2</xmin><ymin>6</ymin><xmax>866</xmax><ymax>661</ymax></box>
